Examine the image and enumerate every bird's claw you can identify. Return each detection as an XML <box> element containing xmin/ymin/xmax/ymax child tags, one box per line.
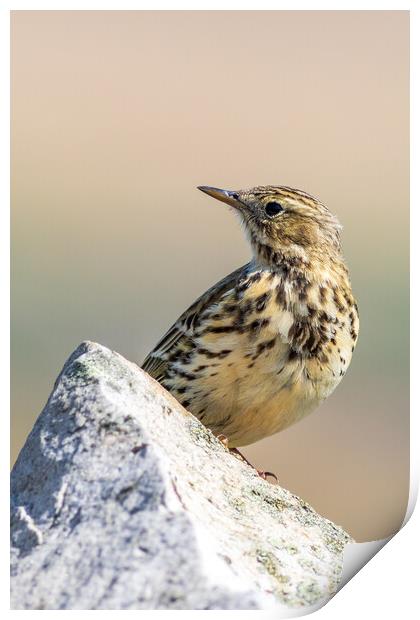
<box><xmin>257</xmin><ymin>470</ymin><xmax>279</xmax><ymax>484</ymax></box>
<box><xmin>229</xmin><ymin>447</ymin><xmax>279</xmax><ymax>485</ymax></box>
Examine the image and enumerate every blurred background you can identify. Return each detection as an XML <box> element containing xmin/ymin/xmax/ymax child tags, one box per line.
<box><xmin>11</xmin><ymin>10</ymin><xmax>409</xmax><ymax>542</ymax></box>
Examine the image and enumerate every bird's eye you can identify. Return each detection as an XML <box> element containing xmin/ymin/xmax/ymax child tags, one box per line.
<box><xmin>265</xmin><ymin>201</ymin><xmax>284</xmax><ymax>217</ymax></box>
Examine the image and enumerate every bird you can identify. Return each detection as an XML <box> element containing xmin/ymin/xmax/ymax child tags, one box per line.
<box><xmin>142</xmin><ymin>185</ymin><xmax>359</xmax><ymax>462</ymax></box>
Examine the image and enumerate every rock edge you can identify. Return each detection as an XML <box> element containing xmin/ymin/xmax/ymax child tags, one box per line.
<box><xmin>11</xmin><ymin>341</ymin><xmax>352</xmax><ymax>610</ymax></box>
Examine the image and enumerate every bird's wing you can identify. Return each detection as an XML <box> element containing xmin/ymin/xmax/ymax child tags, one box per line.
<box><xmin>142</xmin><ymin>263</ymin><xmax>250</xmax><ymax>381</ymax></box>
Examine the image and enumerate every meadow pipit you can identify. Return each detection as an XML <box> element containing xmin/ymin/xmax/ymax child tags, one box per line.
<box><xmin>143</xmin><ymin>185</ymin><xmax>359</xmax><ymax>452</ymax></box>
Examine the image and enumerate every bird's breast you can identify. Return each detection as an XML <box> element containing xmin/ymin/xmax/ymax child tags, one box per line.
<box><xmin>162</xmin><ymin>265</ymin><xmax>358</xmax><ymax>446</ymax></box>
<box><xmin>186</xmin><ymin>267</ymin><xmax>358</xmax><ymax>444</ymax></box>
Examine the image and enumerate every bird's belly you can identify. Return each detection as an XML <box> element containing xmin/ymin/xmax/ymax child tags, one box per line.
<box><xmin>204</xmin><ymin>377</ymin><xmax>319</xmax><ymax>447</ymax></box>
<box><xmin>190</xmin><ymin>338</ymin><xmax>336</xmax><ymax>447</ymax></box>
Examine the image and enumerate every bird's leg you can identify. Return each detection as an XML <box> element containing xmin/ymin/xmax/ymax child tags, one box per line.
<box><xmin>216</xmin><ymin>435</ymin><xmax>278</xmax><ymax>484</ymax></box>
<box><xmin>231</xmin><ymin>448</ymin><xmax>278</xmax><ymax>484</ymax></box>
<box><xmin>217</xmin><ymin>434</ymin><xmax>230</xmax><ymax>449</ymax></box>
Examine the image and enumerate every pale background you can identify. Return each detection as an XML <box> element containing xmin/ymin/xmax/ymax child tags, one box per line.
<box><xmin>11</xmin><ymin>10</ymin><xmax>409</xmax><ymax>542</ymax></box>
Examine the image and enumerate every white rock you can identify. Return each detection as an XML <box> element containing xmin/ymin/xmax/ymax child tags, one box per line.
<box><xmin>11</xmin><ymin>342</ymin><xmax>352</xmax><ymax>611</ymax></box>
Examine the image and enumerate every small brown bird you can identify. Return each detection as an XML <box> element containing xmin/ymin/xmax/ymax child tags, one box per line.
<box><xmin>143</xmin><ymin>185</ymin><xmax>359</xmax><ymax>452</ymax></box>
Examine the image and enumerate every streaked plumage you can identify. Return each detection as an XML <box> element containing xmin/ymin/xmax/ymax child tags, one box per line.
<box><xmin>142</xmin><ymin>185</ymin><xmax>359</xmax><ymax>447</ymax></box>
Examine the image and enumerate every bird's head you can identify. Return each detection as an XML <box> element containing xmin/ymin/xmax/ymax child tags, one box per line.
<box><xmin>198</xmin><ymin>185</ymin><xmax>342</xmax><ymax>268</ymax></box>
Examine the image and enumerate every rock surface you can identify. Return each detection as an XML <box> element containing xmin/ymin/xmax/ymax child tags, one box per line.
<box><xmin>11</xmin><ymin>342</ymin><xmax>352</xmax><ymax>611</ymax></box>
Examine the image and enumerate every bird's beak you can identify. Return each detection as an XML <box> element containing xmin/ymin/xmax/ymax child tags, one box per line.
<box><xmin>197</xmin><ymin>186</ymin><xmax>242</xmax><ymax>209</ymax></box>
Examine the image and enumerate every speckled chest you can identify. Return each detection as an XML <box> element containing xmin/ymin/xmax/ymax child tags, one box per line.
<box><xmin>161</xmin><ymin>261</ymin><xmax>359</xmax><ymax>445</ymax></box>
<box><xmin>194</xmin><ymin>265</ymin><xmax>359</xmax><ymax>396</ymax></box>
